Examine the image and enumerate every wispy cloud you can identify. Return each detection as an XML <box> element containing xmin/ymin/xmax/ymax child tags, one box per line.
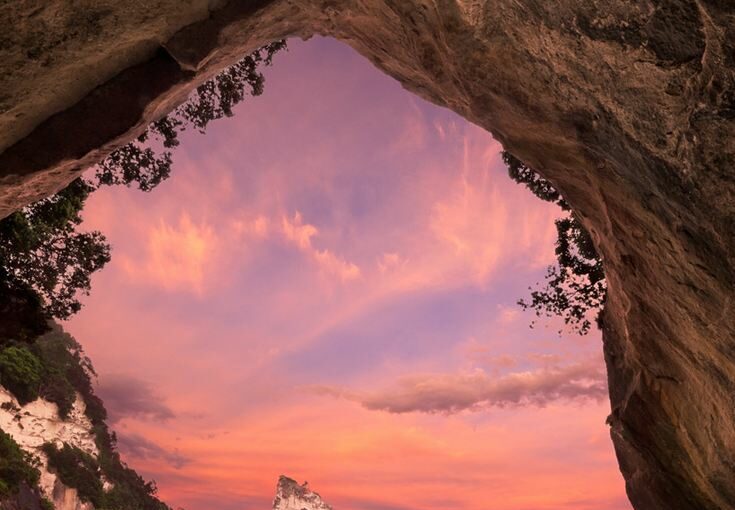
<box><xmin>282</xmin><ymin>211</ymin><xmax>361</xmax><ymax>282</ymax></box>
<box><xmin>430</xmin><ymin>175</ymin><xmax>505</xmax><ymax>283</ymax></box>
<box><xmin>311</xmin><ymin>358</ymin><xmax>607</xmax><ymax>414</ymax></box>
<box><xmin>120</xmin><ymin>213</ymin><xmax>216</xmax><ymax>294</ymax></box>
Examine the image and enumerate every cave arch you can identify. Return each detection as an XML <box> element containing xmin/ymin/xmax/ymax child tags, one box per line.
<box><xmin>1</xmin><ymin>2</ymin><xmax>734</xmax><ymax>509</ymax></box>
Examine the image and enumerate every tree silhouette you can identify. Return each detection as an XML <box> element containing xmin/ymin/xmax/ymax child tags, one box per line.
<box><xmin>0</xmin><ymin>178</ymin><xmax>110</xmax><ymax>322</ymax></box>
<box><xmin>0</xmin><ymin>41</ymin><xmax>287</xmax><ymax>328</ymax></box>
<box><xmin>94</xmin><ymin>40</ymin><xmax>286</xmax><ymax>192</ymax></box>
<box><xmin>503</xmin><ymin>152</ymin><xmax>606</xmax><ymax>335</ymax></box>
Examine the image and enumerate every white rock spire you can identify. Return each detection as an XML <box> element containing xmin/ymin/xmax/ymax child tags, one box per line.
<box><xmin>272</xmin><ymin>475</ymin><xmax>333</xmax><ymax>510</ymax></box>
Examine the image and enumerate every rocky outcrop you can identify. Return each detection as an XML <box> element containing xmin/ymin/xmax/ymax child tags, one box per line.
<box><xmin>1</xmin><ymin>2</ymin><xmax>734</xmax><ymax>509</ymax></box>
<box><xmin>273</xmin><ymin>476</ymin><xmax>333</xmax><ymax>510</ymax></box>
<box><xmin>51</xmin><ymin>482</ymin><xmax>92</xmax><ymax>510</ymax></box>
<box><xmin>0</xmin><ymin>388</ymin><xmax>97</xmax><ymax>510</ymax></box>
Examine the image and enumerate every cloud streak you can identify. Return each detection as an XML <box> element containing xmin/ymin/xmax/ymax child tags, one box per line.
<box><xmin>282</xmin><ymin>211</ymin><xmax>361</xmax><ymax>281</ymax></box>
<box><xmin>96</xmin><ymin>374</ymin><xmax>176</xmax><ymax>424</ymax></box>
<box><xmin>117</xmin><ymin>432</ymin><xmax>191</xmax><ymax>469</ymax></box>
<box><xmin>312</xmin><ymin>359</ymin><xmax>607</xmax><ymax>414</ymax></box>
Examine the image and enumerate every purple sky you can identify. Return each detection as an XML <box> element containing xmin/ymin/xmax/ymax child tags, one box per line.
<box><xmin>66</xmin><ymin>36</ymin><xmax>630</xmax><ymax>510</ymax></box>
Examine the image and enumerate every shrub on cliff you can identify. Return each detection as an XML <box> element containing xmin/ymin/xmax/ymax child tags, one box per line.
<box><xmin>34</xmin><ymin>326</ymin><xmax>94</xmax><ymax>419</ymax></box>
<box><xmin>43</xmin><ymin>417</ymin><xmax>171</xmax><ymax>510</ymax></box>
<box><xmin>97</xmin><ymin>443</ymin><xmax>170</xmax><ymax>510</ymax></box>
<box><xmin>42</xmin><ymin>442</ymin><xmax>104</xmax><ymax>506</ymax></box>
<box><xmin>0</xmin><ymin>346</ymin><xmax>43</xmax><ymax>404</ymax></box>
<box><xmin>0</xmin><ymin>324</ymin><xmax>104</xmax><ymax>423</ymax></box>
<box><xmin>0</xmin><ymin>428</ymin><xmax>40</xmax><ymax>498</ymax></box>
<box><xmin>503</xmin><ymin>152</ymin><xmax>607</xmax><ymax>335</ymax></box>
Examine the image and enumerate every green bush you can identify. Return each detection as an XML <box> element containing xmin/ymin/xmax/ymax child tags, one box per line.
<box><xmin>0</xmin><ymin>345</ymin><xmax>42</xmax><ymax>404</ymax></box>
<box><xmin>43</xmin><ymin>438</ymin><xmax>171</xmax><ymax>510</ymax></box>
<box><xmin>34</xmin><ymin>329</ymin><xmax>85</xmax><ymax>419</ymax></box>
<box><xmin>42</xmin><ymin>442</ymin><xmax>103</xmax><ymax>507</ymax></box>
<box><xmin>96</xmin><ymin>444</ymin><xmax>169</xmax><ymax>510</ymax></box>
<box><xmin>0</xmin><ymin>428</ymin><xmax>40</xmax><ymax>497</ymax></box>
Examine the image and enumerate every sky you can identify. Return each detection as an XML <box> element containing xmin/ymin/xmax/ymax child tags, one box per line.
<box><xmin>66</xmin><ymin>37</ymin><xmax>631</xmax><ymax>510</ymax></box>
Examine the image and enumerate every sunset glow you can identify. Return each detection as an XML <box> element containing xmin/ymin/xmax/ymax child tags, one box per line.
<box><xmin>66</xmin><ymin>37</ymin><xmax>630</xmax><ymax>510</ymax></box>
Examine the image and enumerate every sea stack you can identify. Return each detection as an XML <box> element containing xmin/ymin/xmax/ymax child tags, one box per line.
<box><xmin>273</xmin><ymin>476</ymin><xmax>333</xmax><ymax>510</ymax></box>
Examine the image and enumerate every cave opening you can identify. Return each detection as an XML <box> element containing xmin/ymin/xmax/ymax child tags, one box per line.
<box><xmin>23</xmin><ymin>36</ymin><xmax>625</xmax><ymax>510</ymax></box>
<box><xmin>4</xmin><ymin>2</ymin><xmax>735</xmax><ymax>509</ymax></box>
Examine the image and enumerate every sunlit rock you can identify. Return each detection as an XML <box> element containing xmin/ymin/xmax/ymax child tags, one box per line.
<box><xmin>273</xmin><ymin>476</ymin><xmax>333</xmax><ymax>510</ymax></box>
<box><xmin>0</xmin><ymin>387</ymin><xmax>97</xmax><ymax>510</ymax></box>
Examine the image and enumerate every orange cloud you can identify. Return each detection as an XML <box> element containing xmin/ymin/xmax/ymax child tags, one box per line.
<box><xmin>282</xmin><ymin>211</ymin><xmax>361</xmax><ymax>282</ymax></box>
<box><xmin>120</xmin><ymin>213</ymin><xmax>216</xmax><ymax>293</ymax></box>
<box><xmin>377</xmin><ymin>252</ymin><xmax>406</xmax><ymax>274</ymax></box>
<box><xmin>424</xmin><ymin>137</ymin><xmax>561</xmax><ymax>286</ymax></box>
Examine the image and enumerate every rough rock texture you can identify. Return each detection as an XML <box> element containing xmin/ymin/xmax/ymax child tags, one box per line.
<box><xmin>273</xmin><ymin>476</ymin><xmax>333</xmax><ymax>510</ymax></box>
<box><xmin>51</xmin><ymin>483</ymin><xmax>92</xmax><ymax>510</ymax></box>
<box><xmin>1</xmin><ymin>2</ymin><xmax>734</xmax><ymax>509</ymax></box>
<box><xmin>0</xmin><ymin>388</ymin><xmax>97</xmax><ymax>510</ymax></box>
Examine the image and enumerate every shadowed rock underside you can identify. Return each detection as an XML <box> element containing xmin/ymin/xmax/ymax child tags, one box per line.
<box><xmin>1</xmin><ymin>1</ymin><xmax>734</xmax><ymax>509</ymax></box>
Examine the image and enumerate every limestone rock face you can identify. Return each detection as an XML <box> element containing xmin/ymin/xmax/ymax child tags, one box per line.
<box><xmin>1</xmin><ymin>2</ymin><xmax>734</xmax><ymax>509</ymax></box>
<box><xmin>273</xmin><ymin>476</ymin><xmax>333</xmax><ymax>510</ymax></box>
<box><xmin>51</xmin><ymin>482</ymin><xmax>93</xmax><ymax>510</ymax></box>
<box><xmin>0</xmin><ymin>387</ymin><xmax>97</xmax><ymax>510</ymax></box>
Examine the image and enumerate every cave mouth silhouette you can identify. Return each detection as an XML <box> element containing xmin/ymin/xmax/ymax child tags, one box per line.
<box><xmin>2</xmin><ymin>2</ymin><xmax>734</xmax><ymax>510</ymax></box>
<box><xmin>62</xmin><ymin>36</ymin><xmax>622</xmax><ymax>510</ymax></box>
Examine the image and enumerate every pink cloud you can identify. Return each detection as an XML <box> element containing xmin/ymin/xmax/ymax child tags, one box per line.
<box><xmin>119</xmin><ymin>394</ymin><xmax>625</xmax><ymax>510</ymax></box>
<box><xmin>119</xmin><ymin>212</ymin><xmax>216</xmax><ymax>293</ymax></box>
<box><xmin>311</xmin><ymin>357</ymin><xmax>607</xmax><ymax>414</ymax></box>
<box><xmin>231</xmin><ymin>214</ymin><xmax>270</xmax><ymax>238</ymax></box>
<box><xmin>281</xmin><ymin>211</ymin><xmax>361</xmax><ymax>282</ymax></box>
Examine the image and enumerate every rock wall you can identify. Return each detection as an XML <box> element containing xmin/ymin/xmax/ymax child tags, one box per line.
<box><xmin>1</xmin><ymin>2</ymin><xmax>734</xmax><ymax>509</ymax></box>
<box><xmin>0</xmin><ymin>388</ymin><xmax>97</xmax><ymax>510</ymax></box>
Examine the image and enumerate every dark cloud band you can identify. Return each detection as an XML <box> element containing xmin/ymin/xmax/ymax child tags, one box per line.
<box><xmin>96</xmin><ymin>373</ymin><xmax>175</xmax><ymax>424</ymax></box>
<box><xmin>311</xmin><ymin>358</ymin><xmax>607</xmax><ymax>414</ymax></box>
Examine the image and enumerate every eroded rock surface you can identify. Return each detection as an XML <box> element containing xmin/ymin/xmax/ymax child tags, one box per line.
<box><xmin>273</xmin><ymin>476</ymin><xmax>333</xmax><ymax>510</ymax></box>
<box><xmin>1</xmin><ymin>2</ymin><xmax>734</xmax><ymax>509</ymax></box>
<box><xmin>0</xmin><ymin>388</ymin><xmax>98</xmax><ymax>510</ymax></box>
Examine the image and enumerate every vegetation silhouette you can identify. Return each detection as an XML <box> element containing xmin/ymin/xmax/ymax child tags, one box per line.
<box><xmin>0</xmin><ymin>42</ymin><xmax>286</xmax><ymax>332</ymax></box>
<box><xmin>503</xmin><ymin>152</ymin><xmax>606</xmax><ymax>335</ymax></box>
